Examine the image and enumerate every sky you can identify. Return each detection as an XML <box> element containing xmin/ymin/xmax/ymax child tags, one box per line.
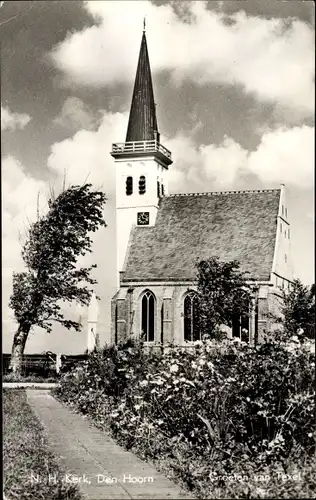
<box><xmin>1</xmin><ymin>0</ymin><xmax>315</xmax><ymax>353</ymax></box>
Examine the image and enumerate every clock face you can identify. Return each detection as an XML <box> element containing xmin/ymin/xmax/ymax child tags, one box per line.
<box><xmin>137</xmin><ymin>212</ymin><xmax>149</xmax><ymax>225</ymax></box>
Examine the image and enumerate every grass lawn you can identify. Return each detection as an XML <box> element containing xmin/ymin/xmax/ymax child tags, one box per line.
<box><xmin>3</xmin><ymin>389</ymin><xmax>82</xmax><ymax>500</ymax></box>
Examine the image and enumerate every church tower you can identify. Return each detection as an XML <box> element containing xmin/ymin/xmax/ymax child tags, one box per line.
<box><xmin>111</xmin><ymin>23</ymin><xmax>172</xmax><ymax>284</ymax></box>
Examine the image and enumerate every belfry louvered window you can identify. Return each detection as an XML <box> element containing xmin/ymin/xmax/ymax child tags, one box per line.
<box><xmin>126</xmin><ymin>176</ymin><xmax>133</xmax><ymax>195</ymax></box>
<box><xmin>141</xmin><ymin>290</ymin><xmax>155</xmax><ymax>342</ymax></box>
<box><xmin>184</xmin><ymin>292</ymin><xmax>201</xmax><ymax>342</ymax></box>
<box><xmin>139</xmin><ymin>176</ymin><xmax>146</xmax><ymax>195</ymax></box>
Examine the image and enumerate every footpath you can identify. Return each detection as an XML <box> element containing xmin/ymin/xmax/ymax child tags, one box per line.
<box><xmin>26</xmin><ymin>389</ymin><xmax>191</xmax><ymax>500</ymax></box>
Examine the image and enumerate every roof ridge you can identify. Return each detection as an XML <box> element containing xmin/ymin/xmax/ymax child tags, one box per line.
<box><xmin>167</xmin><ymin>189</ymin><xmax>281</xmax><ymax>197</ymax></box>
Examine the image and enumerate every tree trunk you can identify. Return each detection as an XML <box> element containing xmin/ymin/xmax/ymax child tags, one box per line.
<box><xmin>9</xmin><ymin>325</ymin><xmax>30</xmax><ymax>375</ymax></box>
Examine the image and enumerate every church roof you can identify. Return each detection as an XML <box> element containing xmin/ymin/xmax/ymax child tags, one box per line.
<box><xmin>122</xmin><ymin>190</ymin><xmax>281</xmax><ymax>282</ymax></box>
<box><xmin>125</xmin><ymin>30</ymin><xmax>159</xmax><ymax>142</ymax></box>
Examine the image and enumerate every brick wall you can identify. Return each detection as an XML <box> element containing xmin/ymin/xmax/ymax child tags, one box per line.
<box><xmin>112</xmin><ymin>282</ymin><xmax>281</xmax><ymax>346</ymax></box>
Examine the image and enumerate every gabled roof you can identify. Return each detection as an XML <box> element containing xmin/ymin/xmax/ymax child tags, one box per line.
<box><xmin>125</xmin><ymin>31</ymin><xmax>158</xmax><ymax>142</ymax></box>
<box><xmin>122</xmin><ymin>190</ymin><xmax>281</xmax><ymax>282</ymax></box>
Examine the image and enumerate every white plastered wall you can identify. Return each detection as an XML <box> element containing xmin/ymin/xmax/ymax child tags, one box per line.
<box><xmin>115</xmin><ymin>156</ymin><xmax>168</xmax><ymax>283</ymax></box>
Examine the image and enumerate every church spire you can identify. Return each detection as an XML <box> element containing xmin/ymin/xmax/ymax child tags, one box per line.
<box><xmin>125</xmin><ymin>26</ymin><xmax>159</xmax><ymax>142</ymax></box>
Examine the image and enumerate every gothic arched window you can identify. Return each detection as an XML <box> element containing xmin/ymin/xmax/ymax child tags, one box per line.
<box><xmin>184</xmin><ymin>292</ymin><xmax>201</xmax><ymax>342</ymax></box>
<box><xmin>126</xmin><ymin>176</ymin><xmax>133</xmax><ymax>195</ymax></box>
<box><xmin>139</xmin><ymin>176</ymin><xmax>146</xmax><ymax>195</ymax></box>
<box><xmin>141</xmin><ymin>290</ymin><xmax>155</xmax><ymax>342</ymax></box>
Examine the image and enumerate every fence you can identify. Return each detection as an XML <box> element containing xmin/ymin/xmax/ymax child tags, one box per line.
<box><xmin>2</xmin><ymin>353</ymin><xmax>88</xmax><ymax>376</ymax></box>
<box><xmin>111</xmin><ymin>140</ymin><xmax>172</xmax><ymax>160</ymax></box>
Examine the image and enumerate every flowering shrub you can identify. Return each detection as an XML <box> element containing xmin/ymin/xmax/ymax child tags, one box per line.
<box><xmin>54</xmin><ymin>334</ymin><xmax>315</xmax><ymax>498</ymax></box>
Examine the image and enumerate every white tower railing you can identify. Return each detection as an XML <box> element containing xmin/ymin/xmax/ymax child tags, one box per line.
<box><xmin>111</xmin><ymin>140</ymin><xmax>172</xmax><ymax>163</ymax></box>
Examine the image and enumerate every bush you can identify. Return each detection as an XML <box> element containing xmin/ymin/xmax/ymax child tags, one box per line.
<box><xmin>3</xmin><ymin>373</ymin><xmax>58</xmax><ymax>383</ymax></box>
<box><xmin>282</xmin><ymin>279</ymin><xmax>315</xmax><ymax>339</ymax></box>
<box><xmin>54</xmin><ymin>335</ymin><xmax>315</xmax><ymax>498</ymax></box>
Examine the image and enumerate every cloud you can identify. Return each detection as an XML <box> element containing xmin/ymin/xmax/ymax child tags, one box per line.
<box><xmin>48</xmin><ymin>110</ymin><xmax>127</xmax><ymax>193</ymax></box>
<box><xmin>164</xmin><ymin>133</ymin><xmax>247</xmax><ymax>193</ymax></box>
<box><xmin>165</xmin><ymin>125</ymin><xmax>314</xmax><ymax>191</ymax></box>
<box><xmin>2</xmin><ymin>156</ymin><xmax>47</xmax><ymax>241</ymax></box>
<box><xmin>1</xmin><ymin>106</ymin><xmax>32</xmax><ymax>131</ymax></box>
<box><xmin>248</xmin><ymin>125</ymin><xmax>314</xmax><ymax>188</ymax></box>
<box><xmin>50</xmin><ymin>0</ymin><xmax>314</xmax><ymax>114</ymax></box>
<box><xmin>48</xmin><ymin>110</ymin><xmax>313</xmax><ymax>195</ymax></box>
<box><xmin>53</xmin><ymin>96</ymin><xmax>99</xmax><ymax>131</ymax></box>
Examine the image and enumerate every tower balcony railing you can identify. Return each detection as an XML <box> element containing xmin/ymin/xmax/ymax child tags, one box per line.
<box><xmin>111</xmin><ymin>140</ymin><xmax>172</xmax><ymax>160</ymax></box>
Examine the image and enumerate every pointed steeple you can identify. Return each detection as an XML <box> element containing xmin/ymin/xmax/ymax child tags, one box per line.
<box><xmin>125</xmin><ymin>27</ymin><xmax>159</xmax><ymax>142</ymax></box>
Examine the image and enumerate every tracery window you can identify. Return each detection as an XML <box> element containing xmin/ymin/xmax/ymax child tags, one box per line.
<box><xmin>184</xmin><ymin>292</ymin><xmax>201</xmax><ymax>342</ymax></box>
<box><xmin>141</xmin><ymin>290</ymin><xmax>155</xmax><ymax>342</ymax></box>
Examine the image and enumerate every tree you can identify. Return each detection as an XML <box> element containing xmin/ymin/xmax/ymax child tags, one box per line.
<box><xmin>9</xmin><ymin>184</ymin><xmax>107</xmax><ymax>374</ymax></box>
<box><xmin>282</xmin><ymin>279</ymin><xmax>315</xmax><ymax>339</ymax></box>
<box><xmin>197</xmin><ymin>257</ymin><xmax>252</xmax><ymax>338</ymax></box>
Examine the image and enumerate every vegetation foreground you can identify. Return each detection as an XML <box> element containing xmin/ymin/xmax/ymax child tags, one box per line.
<box><xmin>54</xmin><ymin>334</ymin><xmax>316</xmax><ymax>499</ymax></box>
<box><xmin>3</xmin><ymin>390</ymin><xmax>82</xmax><ymax>500</ymax></box>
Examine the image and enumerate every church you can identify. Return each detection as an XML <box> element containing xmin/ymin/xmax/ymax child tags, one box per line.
<box><xmin>109</xmin><ymin>27</ymin><xmax>293</xmax><ymax>347</ymax></box>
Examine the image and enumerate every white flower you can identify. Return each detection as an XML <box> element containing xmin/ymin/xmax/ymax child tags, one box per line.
<box><xmin>139</xmin><ymin>380</ymin><xmax>148</xmax><ymax>387</ymax></box>
<box><xmin>134</xmin><ymin>404</ymin><xmax>141</xmax><ymax>410</ymax></box>
<box><xmin>254</xmin><ymin>487</ymin><xmax>266</xmax><ymax>498</ymax></box>
<box><xmin>191</xmin><ymin>361</ymin><xmax>197</xmax><ymax>369</ymax></box>
<box><xmin>170</xmin><ymin>364</ymin><xmax>179</xmax><ymax>373</ymax></box>
<box><xmin>198</xmin><ymin>359</ymin><xmax>206</xmax><ymax>366</ymax></box>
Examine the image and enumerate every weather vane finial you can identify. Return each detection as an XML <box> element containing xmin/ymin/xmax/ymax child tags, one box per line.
<box><xmin>143</xmin><ymin>17</ymin><xmax>146</xmax><ymax>33</ymax></box>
